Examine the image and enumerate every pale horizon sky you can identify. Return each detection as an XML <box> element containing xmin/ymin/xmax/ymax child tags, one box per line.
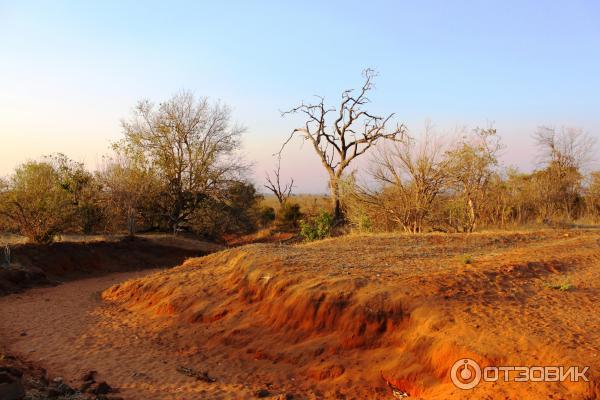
<box><xmin>1</xmin><ymin>1</ymin><xmax>599</xmax><ymax>193</ymax></box>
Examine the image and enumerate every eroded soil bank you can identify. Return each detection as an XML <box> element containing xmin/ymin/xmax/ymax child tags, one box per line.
<box><xmin>0</xmin><ymin>236</ymin><xmax>215</xmax><ymax>295</ymax></box>
<box><xmin>1</xmin><ymin>231</ymin><xmax>600</xmax><ymax>399</ymax></box>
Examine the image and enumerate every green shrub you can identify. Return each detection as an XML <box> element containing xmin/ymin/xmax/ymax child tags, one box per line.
<box><xmin>545</xmin><ymin>279</ymin><xmax>574</xmax><ymax>291</ymax></box>
<box><xmin>300</xmin><ymin>210</ymin><xmax>333</xmax><ymax>241</ymax></box>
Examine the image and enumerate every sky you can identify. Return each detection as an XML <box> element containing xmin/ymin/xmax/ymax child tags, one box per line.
<box><xmin>1</xmin><ymin>0</ymin><xmax>599</xmax><ymax>193</ymax></box>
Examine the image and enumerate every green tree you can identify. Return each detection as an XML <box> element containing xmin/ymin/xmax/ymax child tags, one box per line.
<box><xmin>0</xmin><ymin>161</ymin><xmax>75</xmax><ymax>243</ymax></box>
<box><xmin>49</xmin><ymin>153</ymin><xmax>105</xmax><ymax>234</ymax></box>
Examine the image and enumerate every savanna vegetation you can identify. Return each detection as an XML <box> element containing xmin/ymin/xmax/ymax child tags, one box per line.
<box><xmin>1</xmin><ymin>72</ymin><xmax>598</xmax><ymax>243</ymax></box>
<box><xmin>342</xmin><ymin>124</ymin><xmax>598</xmax><ymax>234</ymax></box>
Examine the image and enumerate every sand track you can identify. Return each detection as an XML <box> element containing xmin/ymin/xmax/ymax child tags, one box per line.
<box><xmin>1</xmin><ymin>231</ymin><xmax>600</xmax><ymax>399</ymax></box>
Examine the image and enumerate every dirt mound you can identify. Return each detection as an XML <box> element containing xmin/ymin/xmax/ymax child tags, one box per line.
<box><xmin>0</xmin><ymin>237</ymin><xmax>212</xmax><ymax>295</ymax></box>
<box><xmin>102</xmin><ymin>230</ymin><xmax>600</xmax><ymax>399</ymax></box>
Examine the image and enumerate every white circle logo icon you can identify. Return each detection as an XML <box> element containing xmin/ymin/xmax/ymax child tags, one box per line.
<box><xmin>451</xmin><ymin>358</ymin><xmax>482</xmax><ymax>389</ymax></box>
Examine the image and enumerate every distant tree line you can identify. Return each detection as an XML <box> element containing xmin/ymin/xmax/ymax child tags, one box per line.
<box><xmin>340</xmin><ymin>125</ymin><xmax>599</xmax><ymax>233</ymax></box>
<box><xmin>1</xmin><ymin>74</ymin><xmax>599</xmax><ymax>243</ymax></box>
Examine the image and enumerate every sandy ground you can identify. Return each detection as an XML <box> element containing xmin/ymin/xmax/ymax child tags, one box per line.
<box><xmin>1</xmin><ymin>231</ymin><xmax>600</xmax><ymax>399</ymax></box>
<box><xmin>0</xmin><ymin>269</ymin><xmax>219</xmax><ymax>399</ymax></box>
<box><xmin>0</xmin><ymin>269</ymin><xmax>280</xmax><ymax>399</ymax></box>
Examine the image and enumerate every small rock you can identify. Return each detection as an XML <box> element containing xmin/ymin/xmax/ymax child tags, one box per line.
<box><xmin>93</xmin><ymin>381</ymin><xmax>113</xmax><ymax>395</ymax></box>
<box><xmin>19</xmin><ymin>332</ymin><xmax>27</xmax><ymax>337</ymax></box>
<box><xmin>255</xmin><ymin>388</ymin><xmax>271</xmax><ymax>398</ymax></box>
<box><xmin>131</xmin><ymin>371</ymin><xmax>150</xmax><ymax>380</ymax></box>
<box><xmin>81</xmin><ymin>370</ymin><xmax>97</xmax><ymax>382</ymax></box>
<box><xmin>80</xmin><ymin>380</ymin><xmax>94</xmax><ymax>392</ymax></box>
<box><xmin>56</xmin><ymin>382</ymin><xmax>75</xmax><ymax>395</ymax></box>
<box><xmin>392</xmin><ymin>389</ymin><xmax>409</xmax><ymax>398</ymax></box>
<box><xmin>46</xmin><ymin>387</ymin><xmax>60</xmax><ymax>397</ymax></box>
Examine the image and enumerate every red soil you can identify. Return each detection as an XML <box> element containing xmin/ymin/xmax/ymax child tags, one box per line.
<box><xmin>1</xmin><ymin>230</ymin><xmax>600</xmax><ymax>399</ymax></box>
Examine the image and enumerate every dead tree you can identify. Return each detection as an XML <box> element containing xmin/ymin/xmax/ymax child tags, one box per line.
<box><xmin>281</xmin><ymin>69</ymin><xmax>407</xmax><ymax>220</ymax></box>
<box><xmin>264</xmin><ymin>156</ymin><xmax>294</xmax><ymax>205</ymax></box>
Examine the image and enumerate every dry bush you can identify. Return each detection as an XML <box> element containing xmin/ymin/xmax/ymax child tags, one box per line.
<box><xmin>369</xmin><ymin>129</ymin><xmax>449</xmax><ymax>233</ymax></box>
<box><xmin>275</xmin><ymin>202</ymin><xmax>302</xmax><ymax>230</ymax></box>
<box><xmin>340</xmin><ymin>124</ymin><xmax>600</xmax><ymax>233</ymax></box>
<box><xmin>444</xmin><ymin>127</ymin><xmax>502</xmax><ymax>232</ymax></box>
<box><xmin>97</xmin><ymin>155</ymin><xmax>162</xmax><ymax>235</ymax></box>
<box><xmin>584</xmin><ymin>171</ymin><xmax>600</xmax><ymax>222</ymax></box>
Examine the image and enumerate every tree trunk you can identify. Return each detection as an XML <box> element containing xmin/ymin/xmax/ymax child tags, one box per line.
<box><xmin>467</xmin><ymin>197</ymin><xmax>476</xmax><ymax>233</ymax></box>
<box><xmin>329</xmin><ymin>177</ymin><xmax>343</xmax><ymax>221</ymax></box>
<box><xmin>126</xmin><ymin>206</ymin><xmax>136</xmax><ymax>237</ymax></box>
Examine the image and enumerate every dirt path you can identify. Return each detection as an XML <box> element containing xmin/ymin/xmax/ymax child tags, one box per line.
<box><xmin>0</xmin><ymin>269</ymin><xmax>257</xmax><ymax>399</ymax></box>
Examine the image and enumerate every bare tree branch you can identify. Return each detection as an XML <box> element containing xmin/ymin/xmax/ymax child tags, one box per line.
<box><xmin>264</xmin><ymin>155</ymin><xmax>294</xmax><ymax>205</ymax></box>
<box><xmin>279</xmin><ymin>69</ymin><xmax>407</xmax><ymax>219</ymax></box>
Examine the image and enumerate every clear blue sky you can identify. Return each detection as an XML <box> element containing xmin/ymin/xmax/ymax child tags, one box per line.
<box><xmin>1</xmin><ymin>0</ymin><xmax>599</xmax><ymax>192</ymax></box>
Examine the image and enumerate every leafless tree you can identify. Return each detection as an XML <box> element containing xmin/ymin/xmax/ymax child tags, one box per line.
<box><xmin>534</xmin><ymin>126</ymin><xmax>596</xmax><ymax>171</ymax></box>
<box><xmin>280</xmin><ymin>69</ymin><xmax>407</xmax><ymax>220</ymax></box>
<box><xmin>264</xmin><ymin>156</ymin><xmax>294</xmax><ymax>205</ymax></box>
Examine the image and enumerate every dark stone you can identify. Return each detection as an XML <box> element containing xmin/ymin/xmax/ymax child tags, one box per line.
<box><xmin>56</xmin><ymin>382</ymin><xmax>75</xmax><ymax>395</ymax></box>
<box><xmin>81</xmin><ymin>370</ymin><xmax>97</xmax><ymax>382</ymax></box>
<box><xmin>80</xmin><ymin>380</ymin><xmax>94</xmax><ymax>392</ymax></box>
<box><xmin>93</xmin><ymin>381</ymin><xmax>113</xmax><ymax>395</ymax></box>
<box><xmin>0</xmin><ymin>381</ymin><xmax>26</xmax><ymax>400</ymax></box>
<box><xmin>255</xmin><ymin>388</ymin><xmax>271</xmax><ymax>398</ymax></box>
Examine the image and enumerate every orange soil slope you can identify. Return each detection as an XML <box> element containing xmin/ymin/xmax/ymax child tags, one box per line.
<box><xmin>103</xmin><ymin>231</ymin><xmax>600</xmax><ymax>399</ymax></box>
